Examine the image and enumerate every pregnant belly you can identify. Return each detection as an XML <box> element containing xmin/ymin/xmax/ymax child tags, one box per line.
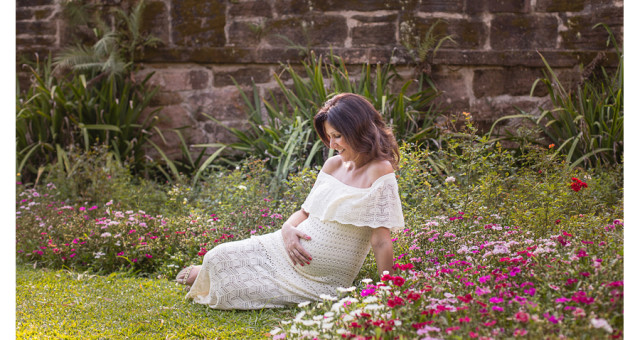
<box><xmin>293</xmin><ymin>217</ymin><xmax>372</xmax><ymax>281</ymax></box>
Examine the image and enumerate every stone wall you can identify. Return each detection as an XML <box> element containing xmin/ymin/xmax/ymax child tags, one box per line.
<box><xmin>16</xmin><ymin>0</ymin><xmax>623</xmax><ymax>158</ymax></box>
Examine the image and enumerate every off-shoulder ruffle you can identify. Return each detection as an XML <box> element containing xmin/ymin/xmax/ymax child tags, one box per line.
<box><xmin>301</xmin><ymin>171</ymin><xmax>405</xmax><ymax>231</ymax></box>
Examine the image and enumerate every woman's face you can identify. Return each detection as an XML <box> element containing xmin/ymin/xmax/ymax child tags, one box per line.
<box><xmin>324</xmin><ymin>121</ymin><xmax>356</xmax><ymax>162</ymax></box>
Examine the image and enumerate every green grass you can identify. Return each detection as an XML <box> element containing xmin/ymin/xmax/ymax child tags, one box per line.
<box><xmin>16</xmin><ymin>265</ymin><xmax>290</xmax><ymax>339</ymax></box>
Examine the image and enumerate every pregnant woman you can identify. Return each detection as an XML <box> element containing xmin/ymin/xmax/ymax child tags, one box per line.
<box><xmin>176</xmin><ymin>93</ymin><xmax>405</xmax><ymax>309</ymax></box>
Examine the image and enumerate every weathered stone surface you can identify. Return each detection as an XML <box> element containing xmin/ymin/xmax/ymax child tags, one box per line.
<box><xmin>16</xmin><ymin>21</ymin><xmax>56</xmax><ymax>35</ymax></box>
<box><xmin>189</xmin><ymin>70</ymin><xmax>210</xmax><ymax>89</ymax></box>
<box><xmin>312</xmin><ymin>0</ymin><xmax>400</xmax><ymax>11</ymax></box>
<box><xmin>466</xmin><ymin>0</ymin><xmax>528</xmax><ymax>13</ymax></box>
<box><xmin>352</xmin><ymin>14</ymin><xmax>397</xmax><ymax>23</ymax></box>
<box><xmin>430</xmin><ymin>66</ymin><xmax>471</xmax><ymax>113</ymax></box>
<box><xmin>227</xmin><ymin>21</ymin><xmax>262</xmax><ymax>46</ymax></box>
<box><xmin>490</xmin><ymin>15</ymin><xmax>557</xmax><ymax>50</ymax></box>
<box><xmin>274</xmin><ymin>0</ymin><xmax>311</xmax><ymax>15</ymax></box>
<box><xmin>16</xmin><ymin>35</ymin><xmax>56</xmax><ymax>46</ymax></box>
<box><xmin>560</xmin><ymin>13</ymin><xmax>622</xmax><ymax>50</ymax></box>
<box><xmin>156</xmin><ymin>104</ymin><xmax>194</xmax><ymax>129</ymax></box>
<box><xmin>473</xmin><ymin>66</ymin><xmax>545</xmax><ymax>97</ymax></box>
<box><xmin>17</xmin><ymin>0</ymin><xmax>54</xmax><ymax>7</ymax></box>
<box><xmin>141</xmin><ymin>1</ymin><xmax>170</xmax><ymax>46</ymax></box>
<box><xmin>229</xmin><ymin>1</ymin><xmax>272</xmax><ymax>17</ymax></box>
<box><xmin>265</xmin><ymin>15</ymin><xmax>347</xmax><ymax>47</ymax></box>
<box><xmin>150</xmin><ymin>91</ymin><xmax>183</xmax><ymax>106</ymax></box>
<box><xmin>415</xmin><ymin>18</ymin><xmax>487</xmax><ymax>50</ymax></box>
<box><xmin>419</xmin><ymin>0</ymin><xmax>464</xmax><ymax>12</ymax></box>
<box><xmin>171</xmin><ymin>0</ymin><xmax>226</xmax><ymax>47</ymax></box>
<box><xmin>470</xmin><ymin>96</ymin><xmax>549</xmax><ymax>132</ymax></box>
<box><xmin>16</xmin><ymin>8</ymin><xmax>33</xmax><ymax>21</ymax></box>
<box><xmin>535</xmin><ymin>0</ymin><xmax>586</xmax><ymax>12</ymax></box>
<box><xmin>187</xmin><ymin>87</ymin><xmax>248</xmax><ymax>122</ymax></box>
<box><xmin>352</xmin><ymin>23</ymin><xmax>396</xmax><ymax>47</ymax></box>
<box><xmin>213</xmin><ymin>66</ymin><xmax>273</xmax><ymax>87</ymax></box>
<box><xmin>34</xmin><ymin>8</ymin><xmax>54</xmax><ymax>20</ymax></box>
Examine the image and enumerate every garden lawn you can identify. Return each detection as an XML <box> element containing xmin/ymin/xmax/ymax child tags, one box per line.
<box><xmin>16</xmin><ymin>265</ymin><xmax>288</xmax><ymax>339</ymax></box>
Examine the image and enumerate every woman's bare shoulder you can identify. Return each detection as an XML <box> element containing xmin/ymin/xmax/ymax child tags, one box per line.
<box><xmin>320</xmin><ymin>155</ymin><xmax>343</xmax><ymax>175</ymax></box>
<box><xmin>366</xmin><ymin>160</ymin><xmax>394</xmax><ymax>180</ymax></box>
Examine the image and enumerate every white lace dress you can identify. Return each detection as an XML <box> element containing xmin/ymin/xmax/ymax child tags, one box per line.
<box><xmin>185</xmin><ymin>170</ymin><xmax>404</xmax><ymax>309</ymax></box>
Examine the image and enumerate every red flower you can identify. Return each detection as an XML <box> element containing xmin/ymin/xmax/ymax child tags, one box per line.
<box><xmin>387</xmin><ymin>296</ymin><xmax>405</xmax><ymax>308</ymax></box>
<box><xmin>392</xmin><ymin>276</ymin><xmax>406</xmax><ymax>287</ymax></box>
<box><xmin>570</xmin><ymin>177</ymin><xmax>588</xmax><ymax>192</ymax></box>
<box><xmin>457</xmin><ymin>294</ymin><xmax>473</xmax><ymax>303</ymax></box>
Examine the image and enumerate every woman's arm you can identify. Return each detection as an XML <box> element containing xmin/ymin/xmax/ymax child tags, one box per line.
<box><xmin>370</xmin><ymin>227</ymin><xmax>395</xmax><ymax>276</ymax></box>
<box><xmin>281</xmin><ymin>209</ymin><xmax>312</xmax><ymax>266</ymax></box>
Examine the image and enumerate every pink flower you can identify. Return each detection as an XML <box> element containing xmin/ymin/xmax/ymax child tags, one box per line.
<box><xmin>479</xmin><ymin>275</ymin><xmax>491</xmax><ymax>283</ymax></box>
<box><xmin>489</xmin><ymin>297</ymin><xmax>503</xmax><ymax>304</ymax></box>
<box><xmin>523</xmin><ymin>287</ymin><xmax>536</xmax><ymax>296</ymax></box>
<box><xmin>361</xmin><ymin>288</ymin><xmax>376</xmax><ymax>297</ymax></box>
<box><xmin>492</xmin><ymin>306</ymin><xmax>504</xmax><ymax>312</ymax></box>
<box><xmin>392</xmin><ymin>276</ymin><xmax>406</xmax><ymax>287</ymax></box>
<box><xmin>145</xmin><ymin>254</ymin><xmax>153</xmax><ymax>259</ymax></box>
<box><xmin>514</xmin><ymin>311</ymin><xmax>529</xmax><ymax>323</ymax></box>
<box><xmin>79</xmin><ymin>207</ymin><xmax>86</xmax><ymax>211</ymax></box>
<box><xmin>117</xmin><ymin>251</ymin><xmax>124</xmax><ymax>256</ymax></box>
<box><xmin>459</xmin><ymin>316</ymin><xmax>471</xmax><ymax>323</ymax></box>
<box><xmin>513</xmin><ymin>329</ymin><xmax>528</xmax><ymax>337</ymax></box>
<box><xmin>88</xmin><ymin>206</ymin><xmax>98</xmax><ymax>211</ymax></box>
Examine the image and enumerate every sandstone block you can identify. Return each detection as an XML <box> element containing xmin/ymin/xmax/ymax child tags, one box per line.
<box><xmin>172</xmin><ymin>0</ymin><xmax>226</xmax><ymax>47</ymax></box>
<box><xmin>418</xmin><ymin>0</ymin><xmax>464</xmax><ymax>12</ymax></box>
<box><xmin>213</xmin><ymin>66</ymin><xmax>272</xmax><ymax>87</ymax></box>
<box><xmin>466</xmin><ymin>0</ymin><xmax>528</xmax><ymax>13</ymax></box>
<box><xmin>16</xmin><ymin>21</ymin><xmax>56</xmax><ymax>35</ymax></box>
<box><xmin>490</xmin><ymin>15</ymin><xmax>557</xmax><ymax>50</ymax></box>
<box><xmin>265</xmin><ymin>15</ymin><xmax>347</xmax><ymax>47</ymax></box>
<box><xmin>352</xmin><ymin>14</ymin><xmax>397</xmax><ymax>23</ymax></box>
<box><xmin>312</xmin><ymin>0</ymin><xmax>400</xmax><ymax>11</ymax></box>
<box><xmin>352</xmin><ymin>23</ymin><xmax>396</xmax><ymax>47</ymax></box>
<box><xmin>16</xmin><ymin>8</ymin><xmax>33</xmax><ymax>21</ymax></box>
<box><xmin>430</xmin><ymin>66</ymin><xmax>471</xmax><ymax>113</ymax></box>
<box><xmin>150</xmin><ymin>91</ymin><xmax>184</xmax><ymax>107</ymax></box>
<box><xmin>16</xmin><ymin>36</ymin><xmax>56</xmax><ymax>47</ymax></box>
<box><xmin>189</xmin><ymin>70</ymin><xmax>210</xmax><ymax>90</ymax></box>
<box><xmin>187</xmin><ymin>87</ymin><xmax>248</xmax><ymax>122</ymax></box>
<box><xmin>535</xmin><ymin>0</ymin><xmax>586</xmax><ymax>12</ymax></box>
<box><xmin>229</xmin><ymin>1</ymin><xmax>272</xmax><ymax>17</ymax></box>
<box><xmin>141</xmin><ymin>1</ymin><xmax>170</xmax><ymax>46</ymax></box>
<box><xmin>17</xmin><ymin>0</ymin><xmax>54</xmax><ymax>7</ymax></box>
<box><xmin>227</xmin><ymin>21</ymin><xmax>262</xmax><ymax>46</ymax></box>
<box><xmin>156</xmin><ymin>104</ymin><xmax>194</xmax><ymax>129</ymax></box>
<box><xmin>473</xmin><ymin>67</ymin><xmax>545</xmax><ymax>98</ymax></box>
<box><xmin>414</xmin><ymin>18</ymin><xmax>487</xmax><ymax>50</ymax></box>
<box><xmin>34</xmin><ymin>8</ymin><xmax>54</xmax><ymax>20</ymax></box>
<box><xmin>560</xmin><ymin>14</ymin><xmax>622</xmax><ymax>50</ymax></box>
<box><xmin>274</xmin><ymin>0</ymin><xmax>311</xmax><ymax>15</ymax></box>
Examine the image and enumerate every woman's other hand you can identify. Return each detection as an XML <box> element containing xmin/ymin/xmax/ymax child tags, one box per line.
<box><xmin>282</xmin><ymin>223</ymin><xmax>312</xmax><ymax>266</ymax></box>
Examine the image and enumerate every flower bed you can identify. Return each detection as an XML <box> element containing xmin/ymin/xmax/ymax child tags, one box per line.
<box><xmin>270</xmin><ymin>215</ymin><xmax>623</xmax><ymax>339</ymax></box>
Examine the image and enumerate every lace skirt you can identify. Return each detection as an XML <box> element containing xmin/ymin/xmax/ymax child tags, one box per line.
<box><xmin>185</xmin><ymin>216</ymin><xmax>372</xmax><ymax>310</ymax></box>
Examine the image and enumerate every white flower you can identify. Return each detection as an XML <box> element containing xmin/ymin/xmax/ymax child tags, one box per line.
<box><xmin>319</xmin><ymin>294</ymin><xmax>337</xmax><ymax>301</ymax></box>
<box><xmin>445</xmin><ymin>176</ymin><xmax>456</xmax><ymax>183</ymax></box>
<box><xmin>323</xmin><ymin>311</ymin><xmax>335</xmax><ymax>318</ymax></box>
<box><xmin>297</xmin><ymin>301</ymin><xmax>311</xmax><ymax>308</ymax></box>
<box><xmin>591</xmin><ymin>318</ymin><xmax>613</xmax><ymax>333</ymax></box>
<box><xmin>294</xmin><ymin>310</ymin><xmax>306</xmax><ymax>321</ymax></box>
<box><xmin>444</xmin><ymin>292</ymin><xmax>455</xmax><ymax>298</ymax></box>
<box><xmin>337</xmin><ymin>286</ymin><xmax>356</xmax><ymax>293</ymax></box>
<box><xmin>322</xmin><ymin>323</ymin><xmax>334</xmax><ymax>329</ymax></box>
<box><xmin>342</xmin><ymin>314</ymin><xmax>354</xmax><ymax>322</ymax></box>
<box><xmin>361</xmin><ymin>278</ymin><xmax>373</xmax><ymax>284</ymax></box>
<box><xmin>100</xmin><ymin>232</ymin><xmax>112</xmax><ymax>238</ymax></box>
<box><xmin>336</xmin><ymin>328</ymin><xmax>347</xmax><ymax>335</ymax></box>
<box><xmin>237</xmin><ymin>185</ymin><xmax>247</xmax><ymax>190</ymax></box>
<box><xmin>382</xmin><ymin>270</ymin><xmax>389</xmax><ymax>275</ymax></box>
<box><xmin>363</xmin><ymin>296</ymin><xmax>378</xmax><ymax>303</ymax></box>
<box><xmin>364</xmin><ymin>304</ymin><xmax>385</xmax><ymax>311</ymax></box>
<box><xmin>302</xmin><ymin>320</ymin><xmax>316</xmax><ymax>326</ymax></box>
<box><xmin>270</xmin><ymin>327</ymin><xmax>282</xmax><ymax>335</ymax></box>
<box><xmin>93</xmin><ymin>252</ymin><xmax>106</xmax><ymax>259</ymax></box>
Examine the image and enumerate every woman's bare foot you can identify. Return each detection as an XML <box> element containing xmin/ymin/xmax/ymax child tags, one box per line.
<box><xmin>176</xmin><ymin>265</ymin><xmax>201</xmax><ymax>286</ymax></box>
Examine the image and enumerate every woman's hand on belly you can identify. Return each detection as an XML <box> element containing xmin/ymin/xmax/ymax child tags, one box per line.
<box><xmin>282</xmin><ymin>223</ymin><xmax>312</xmax><ymax>266</ymax></box>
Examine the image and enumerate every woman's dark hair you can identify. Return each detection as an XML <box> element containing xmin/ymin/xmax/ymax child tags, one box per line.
<box><xmin>313</xmin><ymin>93</ymin><xmax>400</xmax><ymax>169</ymax></box>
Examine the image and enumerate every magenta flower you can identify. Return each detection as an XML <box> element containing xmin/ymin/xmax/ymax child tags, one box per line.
<box><xmin>79</xmin><ymin>207</ymin><xmax>86</xmax><ymax>211</ymax></box>
<box><xmin>523</xmin><ymin>287</ymin><xmax>536</xmax><ymax>296</ymax></box>
<box><xmin>478</xmin><ymin>275</ymin><xmax>491</xmax><ymax>283</ymax></box>
<box><xmin>145</xmin><ymin>254</ymin><xmax>152</xmax><ymax>259</ymax></box>
<box><xmin>489</xmin><ymin>297</ymin><xmax>503</xmax><ymax>304</ymax></box>
<box><xmin>361</xmin><ymin>288</ymin><xmax>376</xmax><ymax>297</ymax></box>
